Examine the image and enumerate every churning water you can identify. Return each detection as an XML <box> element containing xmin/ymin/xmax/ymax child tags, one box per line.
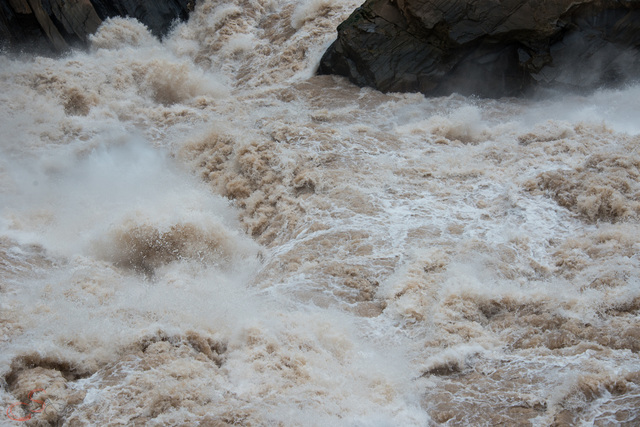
<box><xmin>1</xmin><ymin>0</ymin><xmax>639</xmax><ymax>425</ymax></box>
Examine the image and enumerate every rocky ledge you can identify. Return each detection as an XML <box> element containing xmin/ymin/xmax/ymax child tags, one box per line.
<box><xmin>1</xmin><ymin>0</ymin><xmax>194</xmax><ymax>52</ymax></box>
<box><xmin>318</xmin><ymin>0</ymin><xmax>640</xmax><ymax>97</ymax></box>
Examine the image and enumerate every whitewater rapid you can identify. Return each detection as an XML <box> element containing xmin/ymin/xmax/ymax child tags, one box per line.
<box><xmin>1</xmin><ymin>0</ymin><xmax>639</xmax><ymax>425</ymax></box>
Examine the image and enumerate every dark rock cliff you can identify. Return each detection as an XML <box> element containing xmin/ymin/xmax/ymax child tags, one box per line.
<box><xmin>318</xmin><ymin>0</ymin><xmax>640</xmax><ymax>97</ymax></box>
<box><xmin>0</xmin><ymin>0</ymin><xmax>194</xmax><ymax>52</ymax></box>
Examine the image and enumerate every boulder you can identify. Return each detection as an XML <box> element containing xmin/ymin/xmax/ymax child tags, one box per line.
<box><xmin>318</xmin><ymin>0</ymin><xmax>640</xmax><ymax>97</ymax></box>
<box><xmin>0</xmin><ymin>0</ymin><xmax>194</xmax><ymax>52</ymax></box>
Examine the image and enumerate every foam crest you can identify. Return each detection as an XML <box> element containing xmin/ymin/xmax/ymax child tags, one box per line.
<box><xmin>89</xmin><ymin>17</ymin><xmax>158</xmax><ymax>50</ymax></box>
<box><xmin>396</xmin><ymin>104</ymin><xmax>488</xmax><ymax>143</ymax></box>
<box><xmin>1</xmin><ymin>137</ymin><xmax>257</xmax><ymax>268</ymax></box>
<box><xmin>291</xmin><ymin>0</ymin><xmax>335</xmax><ymax>30</ymax></box>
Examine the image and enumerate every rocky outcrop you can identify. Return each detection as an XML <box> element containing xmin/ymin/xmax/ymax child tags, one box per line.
<box><xmin>318</xmin><ymin>0</ymin><xmax>640</xmax><ymax>97</ymax></box>
<box><xmin>0</xmin><ymin>0</ymin><xmax>194</xmax><ymax>52</ymax></box>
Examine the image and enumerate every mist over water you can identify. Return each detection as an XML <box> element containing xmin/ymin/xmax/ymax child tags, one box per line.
<box><xmin>1</xmin><ymin>1</ymin><xmax>640</xmax><ymax>425</ymax></box>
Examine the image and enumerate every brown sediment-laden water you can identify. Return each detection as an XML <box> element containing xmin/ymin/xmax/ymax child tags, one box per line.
<box><xmin>1</xmin><ymin>1</ymin><xmax>639</xmax><ymax>425</ymax></box>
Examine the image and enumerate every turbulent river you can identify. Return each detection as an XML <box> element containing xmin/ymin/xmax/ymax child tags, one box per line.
<box><xmin>1</xmin><ymin>0</ymin><xmax>639</xmax><ymax>425</ymax></box>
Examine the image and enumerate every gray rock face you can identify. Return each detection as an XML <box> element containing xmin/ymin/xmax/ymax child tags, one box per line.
<box><xmin>318</xmin><ymin>0</ymin><xmax>640</xmax><ymax>97</ymax></box>
<box><xmin>0</xmin><ymin>0</ymin><xmax>194</xmax><ymax>52</ymax></box>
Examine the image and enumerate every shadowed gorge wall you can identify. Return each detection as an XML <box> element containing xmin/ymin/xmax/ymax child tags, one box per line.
<box><xmin>318</xmin><ymin>0</ymin><xmax>640</xmax><ymax>97</ymax></box>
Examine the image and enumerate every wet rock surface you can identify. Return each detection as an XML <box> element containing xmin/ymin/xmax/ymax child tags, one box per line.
<box><xmin>0</xmin><ymin>0</ymin><xmax>194</xmax><ymax>52</ymax></box>
<box><xmin>318</xmin><ymin>0</ymin><xmax>640</xmax><ymax>97</ymax></box>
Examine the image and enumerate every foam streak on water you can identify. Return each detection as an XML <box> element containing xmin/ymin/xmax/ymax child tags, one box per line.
<box><xmin>1</xmin><ymin>1</ymin><xmax>640</xmax><ymax>425</ymax></box>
